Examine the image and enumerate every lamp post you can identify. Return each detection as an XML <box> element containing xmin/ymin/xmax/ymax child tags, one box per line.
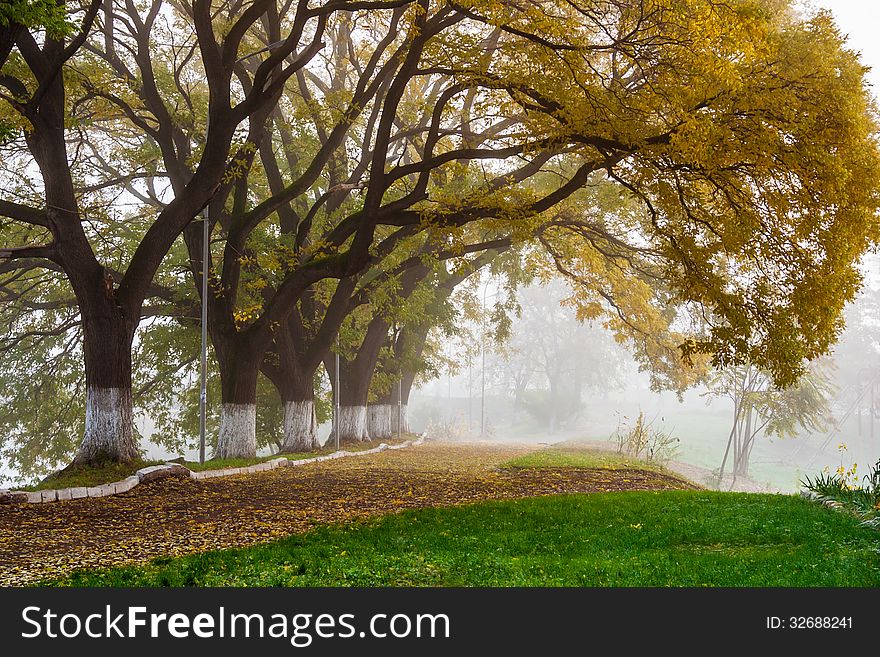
<box><xmin>335</xmin><ymin>337</ymin><xmax>340</xmax><ymax>451</ymax></box>
<box><xmin>468</xmin><ymin>356</ymin><xmax>472</xmax><ymax>433</ymax></box>
<box><xmin>198</xmin><ymin>201</ymin><xmax>209</xmax><ymax>464</ymax></box>
<box><xmin>480</xmin><ymin>280</ymin><xmax>489</xmax><ymax>437</ymax></box>
<box><xmin>398</xmin><ymin>378</ymin><xmax>403</xmax><ymax>441</ymax></box>
<box><xmin>197</xmin><ymin>39</ymin><xmax>288</xmax><ymax>465</ymax></box>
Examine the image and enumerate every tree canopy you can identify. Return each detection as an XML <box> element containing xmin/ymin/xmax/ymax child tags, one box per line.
<box><xmin>0</xmin><ymin>0</ymin><xmax>878</xmax><ymax>474</ymax></box>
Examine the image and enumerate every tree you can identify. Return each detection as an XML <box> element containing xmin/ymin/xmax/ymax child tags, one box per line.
<box><xmin>326</xmin><ymin>238</ymin><xmax>509</xmax><ymax>443</ymax></box>
<box><xmin>1</xmin><ymin>0</ymin><xmax>878</xmax><ymax>470</ymax></box>
<box><xmin>494</xmin><ymin>279</ymin><xmax>628</xmax><ymax>432</ymax></box>
<box><xmin>706</xmin><ymin>361</ymin><xmax>836</xmax><ymax>480</ymax></box>
<box><xmin>213</xmin><ymin>0</ymin><xmax>880</xmax><ymax>455</ymax></box>
<box><xmin>0</xmin><ymin>0</ymin><xmax>329</xmax><ymax>465</ymax></box>
<box><xmin>0</xmin><ymin>0</ymin><xmax>69</xmax><ymax>68</ymax></box>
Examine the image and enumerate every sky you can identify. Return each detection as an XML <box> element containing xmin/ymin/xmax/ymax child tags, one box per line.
<box><xmin>810</xmin><ymin>1</ymin><xmax>880</xmax><ymax>97</ymax></box>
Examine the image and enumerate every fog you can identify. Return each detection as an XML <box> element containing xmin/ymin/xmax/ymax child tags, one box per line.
<box><xmin>406</xmin><ymin>269</ymin><xmax>880</xmax><ymax>493</ymax></box>
<box><xmin>409</xmin><ymin>377</ymin><xmax>878</xmax><ymax>494</ymax></box>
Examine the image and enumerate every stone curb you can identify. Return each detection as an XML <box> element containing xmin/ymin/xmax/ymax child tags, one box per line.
<box><xmin>0</xmin><ymin>435</ymin><xmax>426</xmax><ymax>505</ymax></box>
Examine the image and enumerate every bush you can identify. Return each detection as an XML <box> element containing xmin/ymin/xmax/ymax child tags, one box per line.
<box><xmin>612</xmin><ymin>412</ymin><xmax>680</xmax><ymax>465</ymax></box>
<box><xmin>802</xmin><ymin>459</ymin><xmax>880</xmax><ymax>529</ymax></box>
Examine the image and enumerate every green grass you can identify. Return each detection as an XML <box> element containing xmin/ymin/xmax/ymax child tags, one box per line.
<box><xmin>46</xmin><ymin>492</ymin><xmax>880</xmax><ymax>587</ymax></box>
<box><xmin>502</xmin><ymin>446</ymin><xmax>667</xmax><ymax>472</ymax></box>
<box><xmin>21</xmin><ymin>459</ymin><xmax>165</xmax><ymax>491</ymax></box>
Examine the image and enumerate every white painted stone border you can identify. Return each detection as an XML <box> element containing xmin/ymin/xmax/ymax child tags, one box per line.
<box><xmin>0</xmin><ymin>435</ymin><xmax>425</xmax><ymax>505</ymax></box>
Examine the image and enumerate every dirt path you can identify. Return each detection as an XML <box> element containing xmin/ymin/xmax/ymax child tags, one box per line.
<box><xmin>0</xmin><ymin>442</ymin><xmax>696</xmax><ymax>586</ymax></box>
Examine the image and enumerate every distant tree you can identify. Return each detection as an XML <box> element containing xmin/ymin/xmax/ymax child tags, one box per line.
<box><xmin>836</xmin><ymin>295</ymin><xmax>880</xmax><ymax>384</ymax></box>
<box><xmin>705</xmin><ymin>361</ymin><xmax>836</xmax><ymax>480</ymax></box>
<box><xmin>494</xmin><ymin>279</ymin><xmax>628</xmax><ymax>432</ymax></box>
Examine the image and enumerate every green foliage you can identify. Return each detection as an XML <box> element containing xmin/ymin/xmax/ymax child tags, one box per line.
<box><xmin>0</xmin><ymin>0</ymin><xmax>71</xmax><ymax>37</ymax></box>
<box><xmin>0</xmin><ymin>271</ymin><xmax>86</xmax><ymax>484</ymax></box>
<box><xmin>802</xmin><ymin>460</ymin><xmax>880</xmax><ymax>529</ymax></box>
<box><xmin>0</xmin><ymin>119</ymin><xmax>15</xmax><ymax>143</ymax></box>
<box><xmin>46</xmin><ymin>492</ymin><xmax>880</xmax><ymax>587</ymax></box>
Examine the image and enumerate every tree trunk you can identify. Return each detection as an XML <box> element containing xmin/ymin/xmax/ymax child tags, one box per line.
<box><xmin>337</xmin><ymin>405</ymin><xmax>369</xmax><ymax>444</ymax></box>
<box><xmin>217</xmin><ymin>402</ymin><xmax>256</xmax><ymax>458</ymax></box>
<box><xmin>215</xmin><ymin>338</ymin><xmax>262</xmax><ymax>458</ymax></box>
<box><xmin>22</xmin><ymin>79</ymin><xmax>143</xmax><ymax>467</ymax></box>
<box><xmin>261</xmin><ymin>312</ymin><xmax>323</xmax><ymax>453</ymax></box>
<box><xmin>388</xmin><ymin>326</ymin><xmax>428</xmax><ymax>436</ymax></box>
<box><xmin>328</xmin><ymin>316</ymin><xmax>389</xmax><ymax>443</ymax></box>
<box><xmin>371</xmin><ymin>379</ymin><xmax>410</xmax><ymax>438</ymax></box>
<box><xmin>735</xmin><ymin>408</ymin><xmax>753</xmax><ymax>478</ymax></box>
<box><xmin>398</xmin><ymin>371</ymin><xmax>416</xmax><ymax>435</ymax></box>
<box><xmin>73</xmin><ymin>312</ymin><xmax>139</xmax><ymax>465</ymax></box>
<box><xmin>281</xmin><ymin>397</ymin><xmax>319</xmax><ymax>453</ymax></box>
<box><xmin>368</xmin><ymin>404</ymin><xmax>395</xmax><ymax>440</ymax></box>
<box><xmin>332</xmin><ymin>365</ymin><xmax>371</xmax><ymax>443</ymax></box>
<box><xmin>275</xmin><ymin>332</ymin><xmax>321</xmax><ymax>452</ymax></box>
<box><xmin>399</xmin><ymin>404</ymin><xmax>410</xmax><ymax>434</ymax></box>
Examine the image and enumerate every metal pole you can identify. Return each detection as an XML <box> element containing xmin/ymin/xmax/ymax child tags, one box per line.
<box><xmin>480</xmin><ymin>337</ymin><xmax>485</xmax><ymax>436</ymax></box>
<box><xmin>480</xmin><ymin>282</ymin><xmax>487</xmax><ymax>437</ymax></box>
<box><xmin>398</xmin><ymin>378</ymin><xmax>402</xmax><ymax>441</ymax></box>
<box><xmin>335</xmin><ymin>339</ymin><xmax>340</xmax><ymax>451</ymax></box>
<box><xmin>198</xmin><ymin>112</ymin><xmax>210</xmax><ymax>465</ymax></box>
<box><xmin>468</xmin><ymin>356</ymin><xmax>472</xmax><ymax>432</ymax></box>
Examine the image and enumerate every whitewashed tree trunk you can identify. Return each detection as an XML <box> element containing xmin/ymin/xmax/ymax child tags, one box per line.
<box><xmin>74</xmin><ymin>387</ymin><xmax>139</xmax><ymax>464</ymax></box>
<box><xmin>336</xmin><ymin>405</ymin><xmax>368</xmax><ymax>443</ymax></box>
<box><xmin>280</xmin><ymin>400</ymin><xmax>319</xmax><ymax>452</ymax></box>
<box><xmin>368</xmin><ymin>404</ymin><xmax>395</xmax><ymax>440</ymax></box>
<box><xmin>399</xmin><ymin>403</ymin><xmax>409</xmax><ymax>434</ymax></box>
<box><xmin>216</xmin><ymin>403</ymin><xmax>256</xmax><ymax>458</ymax></box>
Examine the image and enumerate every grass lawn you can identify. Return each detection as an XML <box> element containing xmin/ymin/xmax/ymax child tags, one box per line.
<box><xmin>46</xmin><ymin>491</ymin><xmax>880</xmax><ymax>587</ymax></box>
<box><xmin>19</xmin><ymin>457</ymin><xmax>290</xmax><ymax>490</ymax></box>
<box><xmin>502</xmin><ymin>445</ymin><xmax>670</xmax><ymax>472</ymax></box>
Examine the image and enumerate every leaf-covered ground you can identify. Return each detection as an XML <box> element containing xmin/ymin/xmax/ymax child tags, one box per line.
<box><xmin>0</xmin><ymin>442</ymin><xmax>695</xmax><ymax>586</ymax></box>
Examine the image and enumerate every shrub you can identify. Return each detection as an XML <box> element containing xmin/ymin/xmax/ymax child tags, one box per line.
<box><xmin>612</xmin><ymin>411</ymin><xmax>680</xmax><ymax>466</ymax></box>
<box><xmin>802</xmin><ymin>459</ymin><xmax>880</xmax><ymax>529</ymax></box>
